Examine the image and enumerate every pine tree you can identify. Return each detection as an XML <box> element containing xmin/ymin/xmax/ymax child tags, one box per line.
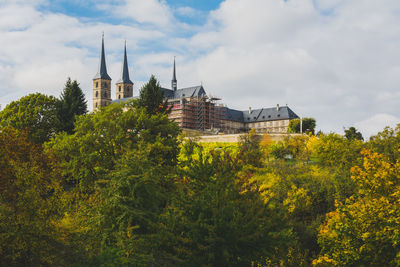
<box><xmin>58</xmin><ymin>78</ymin><xmax>87</xmax><ymax>134</ymax></box>
<box><xmin>138</xmin><ymin>75</ymin><xmax>169</xmax><ymax>115</ymax></box>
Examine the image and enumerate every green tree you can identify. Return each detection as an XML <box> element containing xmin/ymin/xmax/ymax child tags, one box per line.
<box><xmin>58</xmin><ymin>78</ymin><xmax>87</xmax><ymax>134</ymax></box>
<box><xmin>238</xmin><ymin>129</ymin><xmax>264</xmax><ymax>167</ymax></box>
<box><xmin>344</xmin><ymin>126</ymin><xmax>363</xmax><ymax>141</ymax></box>
<box><xmin>0</xmin><ymin>93</ymin><xmax>61</xmax><ymax>143</ymax></box>
<box><xmin>160</xmin><ymin>142</ymin><xmax>291</xmax><ymax>266</ymax></box>
<box><xmin>310</xmin><ymin>133</ymin><xmax>364</xmax><ymax>171</ymax></box>
<box><xmin>138</xmin><ymin>75</ymin><xmax>169</xmax><ymax>115</ymax></box>
<box><xmin>92</xmin><ymin>146</ymin><xmax>177</xmax><ymax>265</ymax></box>
<box><xmin>368</xmin><ymin>125</ymin><xmax>400</xmax><ymax>163</ymax></box>
<box><xmin>0</xmin><ymin>127</ymin><xmax>70</xmax><ymax>266</ymax></box>
<box><xmin>288</xmin><ymin>118</ymin><xmax>316</xmax><ymax>134</ymax></box>
<box><xmin>46</xmin><ymin>100</ymin><xmax>180</xmax><ymax>189</ymax></box>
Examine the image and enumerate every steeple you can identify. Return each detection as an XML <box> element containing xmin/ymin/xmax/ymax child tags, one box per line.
<box><xmin>171</xmin><ymin>57</ymin><xmax>177</xmax><ymax>91</ymax></box>
<box><xmin>117</xmin><ymin>40</ymin><xmax>133</xmax><ymax>84</ymax></box>
<box><xmin>116</xmin><ymin>40</ymin><xmax>134</xmax><ymax>100</ymax></box>
<box><xmin>93</xmin><ymin>33</ymin><xmax>112</xmax><ymax>110</ymax></box>
<box><xmin>93</xmin><ymin>33</ymin><xmax>111</xmax><ymax>80</ymax></box>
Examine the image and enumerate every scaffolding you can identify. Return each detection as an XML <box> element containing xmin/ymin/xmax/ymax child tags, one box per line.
<box><xmin>168</xmin><ymin>95</ymin><xmax>225</xmax><ymax>131</ymax></box>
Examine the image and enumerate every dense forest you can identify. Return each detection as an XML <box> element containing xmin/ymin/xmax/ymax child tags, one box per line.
<box><xmin>1</xmin><ymin>77</ymin><xmax>400</xmax><ymax>266</ymax></box>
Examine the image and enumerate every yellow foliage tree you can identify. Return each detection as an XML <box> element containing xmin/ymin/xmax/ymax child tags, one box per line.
<box><xmin>315</xmin><ymin>150</ymin><xmax>400</xmax><ymax>266</ymax></box>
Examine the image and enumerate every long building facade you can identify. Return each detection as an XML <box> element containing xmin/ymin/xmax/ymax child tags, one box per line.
<box><xmin>93</xmin><ymin>36</ymin><xmax>299</xmax><ymax>134</ymax></box>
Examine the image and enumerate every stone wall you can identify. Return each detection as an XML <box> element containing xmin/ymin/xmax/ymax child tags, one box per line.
<box><xmin>195</xmin><ymin>133</ymin><xmax>303</xmax><ymax>143</ymax></box>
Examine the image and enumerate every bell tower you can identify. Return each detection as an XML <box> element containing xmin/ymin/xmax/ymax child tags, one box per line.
<box><xmin>93</xmin><ymin>33</ymin><xmax>112</xmax><ymax>110</ymax></box>
<box><xmin>116</xmin><ymin>41</ymin><xmax>133</xmax><ymax>100</ymax></box>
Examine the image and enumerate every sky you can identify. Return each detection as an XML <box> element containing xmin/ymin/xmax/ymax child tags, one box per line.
<box><xmin>0</xmin><ymin>0</ymin><xmax>400</xmax><ymax>138</ymax></box>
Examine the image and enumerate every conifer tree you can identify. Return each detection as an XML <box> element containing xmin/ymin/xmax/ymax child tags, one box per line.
<box><xmin>58</xmin><ymin>78</ymin><xmax>87</xmax><ymax>134</ymax></box>
<box><xmin>138</xmin><ymin>75</ymin><xmax>169</xmax><ymax>115</ymax></box>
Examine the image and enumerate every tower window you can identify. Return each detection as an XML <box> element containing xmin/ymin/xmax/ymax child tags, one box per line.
<box><xmin>95</xmin><ymin>103</ymin><xmax>98</xmax><ymax>108</ymax></box>
<box><xmin>119</xmin><ymin>86</ymin><xmax>121</xmax><ymax>92</ymax></box>
<box><xmin>104</xmin><ymin>92</ymin><xmax>107</xmax><ymax>97</ymax></box>
<box><xmin>96</xmin><ymin>82</ymin><xmax>98</xmax><ymax>88</ymax></box>
<box><xmin>96</xmin><ymin>91</ymin><xmax>98</xmax><ymax>97</ymax></box>
<box><xmin>103</xmin><ymin>82</ymin><xmax>106</xmax><ymax>87</ymax></box>
<box><xmin>118</xmin><ymin>95</ymin><xmax>121</xmax><ymax>99</ymax></box>
<box><xmin>127</xmin><ymin>87</ymin><xmax>129</xmax><ymax>92</ymax></box>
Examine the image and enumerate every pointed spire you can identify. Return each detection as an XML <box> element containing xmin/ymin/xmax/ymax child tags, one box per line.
<box><xmin>117</xmin><ymin>40</ymin><xmax>133</xmax><ymax>84</ymax></box>
<box><xmin>94</xmin><ymin>33</ymin><xmax>111</xmax><ymax>80</ymax></box>
<box><xmin>171</xmin><ymin>56</ymin><xmax>177</xmax><ymax>91</ymax></box>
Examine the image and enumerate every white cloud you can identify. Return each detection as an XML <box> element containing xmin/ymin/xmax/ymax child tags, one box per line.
<box><xmin>108</xmin><ymin>0</ymin><xmax>174</xmax><ymax>27</ymax></box>
<box><xmin>355</xmin><ymin>114</ymin><xmax>400</xmax><ymax>139</ymax></box>
<box><xmin>0</xmin><ymin>0</ymin><xmax>400</xmax><ymax>136</ymax></box>
<box><xmin>175</xmin><ymin>6</ymin><xmax>202</xmax><ymax>17</ymax></box>
<box><xmin>168</xmin><ymin>0</ymin><xmax>400</xmax><ymax>134</ymax></box>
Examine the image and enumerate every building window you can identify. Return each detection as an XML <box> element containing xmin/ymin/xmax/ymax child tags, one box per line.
<box><xmin>103</xmin><ymin>82</ymin><xmax>107</xmax><ymax>87</ymax></box>
<box><xmin>118</xmin><ymin>95</ymin><xmax>121</xmax><ymax>99</ymax></box>
<box><xmin>96</xmin><ymin>82</ymin><xmax>98</xmax><ymax>88</ymax></box>
<box><xmin>119</xmin><ymin>86</ymin><xmax>121</xmax><ymax>92</ymax></box>
<box><xmin>104</xmin><ymin>91</ymin><xmax>107</xmax><ymax>97</ymax></box>
<box><xmin>95</xmin><ymin>102</ymin><xmax>98</xmax><ymax>108</ymax></box>
<box><xmin>95</xmin><ymin>91</ymin><xmax>98</xmax><ymax>97</ymax></box>
<box><xmin>127</xmin><ymin>87</ymin><xmax>129</xmax><ymax>92</ymax></box>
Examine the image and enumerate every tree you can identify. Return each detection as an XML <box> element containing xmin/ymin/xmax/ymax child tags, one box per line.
<box><xmin>0</xmin><ymin>93</ymin><xmax>61</xmax><ymax>143</ymax></box>
<box><xmin>46</xmin><ymin>100</ymin><xmax>180</xmax><ymax>189</ymax></box>
<box><xmin>0</xmin><ymin>127</ymin><xmax>69</xmax><ymax>266</ymax></box>
<box><xmin>58</xmin><ymin>78</ymin><xmax>87</xmax><ymax>134</ymax></box>
<box><xmin>138</xmin><ymin>75</ymin><xmax>169</xmax><ymax>115</ymax></box>
<box><xmin>161</xmin><ymin>143</ymin><xmax>291</xmax><ymax>265</ymax></box>
<box><xmin>288</xmin><ymin>118</ymin><xmax>316</xmax><ymax>135</ymax></box>
<box><xmin>368</xmin><ymin>125</ymin><xmax>400</xmax><ymax>163</ymax></box>
<box><xmin>315</xmin><ymin>150</ymin><xmax>400</xmax><ymax>266</ymax></box>
<box><xmin>344</xmin><ymin>126</ymin><xmax>363</xmax><ymax>141</ymax></box>
<box><xmin>92</xmin><ymin>146</ymin><xmax>178</xmax><ymax>265</ymax></box>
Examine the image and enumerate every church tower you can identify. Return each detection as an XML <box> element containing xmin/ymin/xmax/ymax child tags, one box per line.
<box><xmin>116</xmin><ymin>41</ymin><xmax>133</xmax><ymax>100</ymax></box>
<box><xmin>171</xmin><ymin>57</ymin><xmax>177</xmax><ymax>91</ymax></box>
<box><xmin>93</xmin><ymin>34</ymin><xmax>112</xmax><ymax>110</ymax></box>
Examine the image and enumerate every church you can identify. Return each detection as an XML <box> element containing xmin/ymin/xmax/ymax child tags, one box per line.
<box><xmin>92</xmin><ymin>36</ymin><xmax>299</xmax><ymax>134</ymax></box>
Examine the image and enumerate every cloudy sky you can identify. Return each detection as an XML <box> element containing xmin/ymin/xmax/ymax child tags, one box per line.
<box><xmin>0</xmin><ymin>0</ymin><xmax>399</xmax><ymax>138</ymax></box>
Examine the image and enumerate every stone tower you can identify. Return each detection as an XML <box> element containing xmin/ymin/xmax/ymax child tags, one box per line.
<box><xmin>93</xmin><ymin>34</ymin><xmax>112</xmax><ymax>110</ymax></box>
<box><xmin>116</xmin><ymin>41</ymin><xmax>133</xmax><ymax>100</ymax></box>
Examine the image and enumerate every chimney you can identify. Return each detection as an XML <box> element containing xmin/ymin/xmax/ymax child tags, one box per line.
<box><xmin>276</xmin><ymin>104</ymin><xmax>279</xmax><ymax>111</ymax></box>
<box><xmin>249</xmin><ymin>107</ymin><xmax>252</xmax><ymax>114</ymax></box>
